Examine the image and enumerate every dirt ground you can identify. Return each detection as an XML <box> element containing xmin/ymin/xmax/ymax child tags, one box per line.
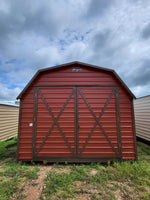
<box><xmin>9</xmin><ymin>165</ymin><xmax>50</xmax><ymax>200</ymax></box>
<box><xmin>9</xmin><ymin>164</ymin><xmax>74</xmax><ymax>200</ymax></box>
<box><xmin>8</xmin><ymin>164</ymin><xmax>131</xmax><ymax>200</ymax></box>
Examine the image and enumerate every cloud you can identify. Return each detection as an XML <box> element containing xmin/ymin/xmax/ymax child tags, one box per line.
<box><xmin>0</xmin><ymin>0</ymin><xmax>150</xmax><ymax>102</ymax></box>
<box><xmin>0</xmin><ymin>83</ymin><xmax>21</xmax><ymax>102</ymax></box>
<box><xmin>86</xmin><ymin>0</ymin><xmax>114</xmax><ymax>18</ymax></box>
<box><xmin>131</xmin><ymin>84</ymin><xmax>150</xmax><ymax>98</ymax></box>
<box><xmin>141</xmin><ymin>23</ymin><xmax>150</xmax><ymax>39</ymax></box>
<box><xmin>128</xmin><ymin>59</ymin><xmax>150</xmax><ymax>87</ymax></box>
<box><xmin>92</xmin><ymin>30</ymin><xmax>111</xmax><ymax>50</ymax></box>
<box><xmin>0</xmin><ymin>0</ymin><xmax>85</xmax><ymax>55</ymax></box>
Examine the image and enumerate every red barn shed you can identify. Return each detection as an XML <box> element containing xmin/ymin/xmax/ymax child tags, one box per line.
<box><xmin>17</xmin><ymin>61</ymin><xmax>137</xmax><ymax>162</ymax></box>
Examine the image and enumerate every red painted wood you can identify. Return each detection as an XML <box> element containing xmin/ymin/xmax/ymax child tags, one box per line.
<box><xmin>18</xmin><ymin>64</ymin><xmax>136</xmax><ymax>161</ymax></box>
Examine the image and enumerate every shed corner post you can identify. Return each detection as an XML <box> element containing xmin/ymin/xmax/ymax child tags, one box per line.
<box><xmin>132</xmin><ymin>99</ymin><xmax>138</xmax><ymax>160</ymax></box>
<box><xmin>17</xmin><ymin>98</ymin><xmax>22</xmax><ymax>162</ymax></box>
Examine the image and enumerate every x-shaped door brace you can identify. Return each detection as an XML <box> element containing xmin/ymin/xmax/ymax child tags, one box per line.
<box><xmin>35</xmin><ymin>87</ymin><xmax>119</xmax><ymax>157</ymax></box>
<box><xmin>78</xmin><ymin>88</ymin><xmax>119</xmax><ymax>157</ymax></box>
<box><xmin>35</xmin><ymin>88</ymin><xmax>75</xmax><ymax>156</ymax></box>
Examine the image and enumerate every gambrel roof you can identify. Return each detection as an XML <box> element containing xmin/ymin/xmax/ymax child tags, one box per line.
<box><xmin>17</xmin><ymin>61</ymin><xmax>136</xmax><ymax>99</ymax></box>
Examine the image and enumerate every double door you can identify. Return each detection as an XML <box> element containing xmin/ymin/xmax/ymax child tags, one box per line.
<box><xmin>32</xmin><ymin>86</ymin><xmax>121</xmax><ymax>162</ymax></box>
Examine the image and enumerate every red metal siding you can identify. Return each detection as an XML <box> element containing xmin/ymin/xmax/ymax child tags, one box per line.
<box><xmin>35</xmin><ymin>87</ymin><xmax>75</xmax><ymax>157</ymax></box>
<box><xmin>18</xmin><ymin>64</ymin><xmax>136</xmax><ymax>161</ymax></box>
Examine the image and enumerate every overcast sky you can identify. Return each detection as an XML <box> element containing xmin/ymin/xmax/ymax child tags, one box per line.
<box><xmin>0</xmin><ymin>0</ymin><xmax>150</xmax><ymax>104</ymax></box>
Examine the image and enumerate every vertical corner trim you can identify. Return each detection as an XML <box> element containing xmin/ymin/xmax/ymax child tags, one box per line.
<box><xmin>17</xmin><ymin>99</ymin><xmax>22</xmax><ymax>161</ymax></box>
<box><xmin>132</xmin><ymin>99</ymin><xmax>138</xmax><ymax>160</ymax></box>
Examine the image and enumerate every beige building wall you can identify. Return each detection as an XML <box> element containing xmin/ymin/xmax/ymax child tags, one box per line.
<box><xmin>134</xmin><ymin>95</ymin><xmax>150</xmax><ymax>142</ymax></box>
<box><xmin>0</xmin><ymin>104</ymin><xmax>19</xmax><ymax>141</ymax></box>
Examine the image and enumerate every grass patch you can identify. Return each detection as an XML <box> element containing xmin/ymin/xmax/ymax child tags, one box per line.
<box><xmin>0</xmin><ymin>137</ymin><xmax>17</xmax><ymax>158</ymax></box>
<box><xmin>113</xmin><ymin>160</ymin><xmax>150</xmax><ymax>184</ymax></box>
<box><xmin>0</xmin><ymin>137</ymin><xmax>40</xmax><ymax>199</ymax></box>
<box><xmin>138</xmin><ymin>141</ymin><xmax>150</xmax><ymax>158</ymax></box>
<box><xmin>45</xmin><ymin>171</ymin><xmax>74</xmax><ymax>199</ymax></box>
<box><xmin>1</xmin><ymin>158</ymin><xmax>40</xmax><ymax>179</ymax></box>
<box><xmin>0</xmin><ymin>158</ymin><xmax>40</xmax><ymax>199</ymax></box>
<box><xmin>0</xmin><ymin>177</ymin><xmax>19</xmax><ymax>200</ymax></box>
<box><xmin>44</xmin><ymin>160</ymin><xmax>150</xmax><ymax>200</ymax></box>
<box><xmin>44</xmin><ymin>141</ymin><xmax>150</xmax><ymax>200</ymax></box>
<box><xmin>27</xmin><ymin>167</ymin><xmax>40</xmax><ymax>179</ymax></box>
<box><xmin>0</xmin><ymin>140</ymin><xmax>149</xmax><ymax>200</ymax></box>
<box><xmin>44</xmin><ymin>165</ymin><xmax>90</xmax><ymax>199</ymax></box>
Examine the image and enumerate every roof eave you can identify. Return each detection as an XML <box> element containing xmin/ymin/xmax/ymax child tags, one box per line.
<box><xmin>112</xmin><ymin>70</ymin><xmax>136</xmax><ymax>99</ymax></box>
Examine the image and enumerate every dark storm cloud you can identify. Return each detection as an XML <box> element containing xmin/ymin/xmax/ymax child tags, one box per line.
<box><xmin>92</xmin><ymin>30</ymin><xmax>111</xmax><ymax>50</ymax></box>
<box><xmin>141</xmin><ymin>22</ymin><xmax>150</xmax><ymax>39</ymax></box>
<box><xmin>128</xmin><ymin>59</ymin><xmax>150</xmax><ymax>87</ymax></box>
<box><xmin>86</xmin><ymin>0</ymin><xmax>114</xmax><ymax>18</ymax></box>
<box><xmin>0</xmin><ymin>0</ymin><xmax>61</xmax><ymax>52</ymax></box>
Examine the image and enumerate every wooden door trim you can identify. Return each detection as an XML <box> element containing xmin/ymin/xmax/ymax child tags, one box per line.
<box><xmin>115</xmin><ymin>87</ymin><xmax>122</xmax><ymax>158</ymax></box>
<box><xmin>75</xmin><ymin>87</ymin><xmax>78</xmax><ymax>156</ymax></box>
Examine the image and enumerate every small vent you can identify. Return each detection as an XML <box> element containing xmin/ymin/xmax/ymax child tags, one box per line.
<box><xmin>72</xmin><ymin>68</ymin><xmax>82</xmax><ymax>72</ymax></box>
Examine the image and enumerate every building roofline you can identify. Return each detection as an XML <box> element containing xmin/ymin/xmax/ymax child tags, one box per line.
<box><xmin>17</xmin><ymin>61</ymin><xmax>136</xmax><ymax>99</ymax></box>
<box><xmin>0</xmin><ymin>103</ymin><xmax>19</xmax><ymax>108</ymax></box>
<box><xmin>135</xmin><ymin>94</ymin><xmax>150</xmax><ymax>99</ymax></box>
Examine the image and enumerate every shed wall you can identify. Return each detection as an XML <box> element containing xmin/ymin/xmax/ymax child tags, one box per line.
<box><xmin>18</xmin><ymin>65</ymin><xmax>136</xmax><ymax>160</ymax></box>
<box><xmin>134</xmin><ymin>96</ymin><xmax>150</xmax><ymax>142</ymax></box>
<box><xmin>0</xmin><ymin>104</ymin><xmax>19</xmax><ymax>141</ymax></box>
